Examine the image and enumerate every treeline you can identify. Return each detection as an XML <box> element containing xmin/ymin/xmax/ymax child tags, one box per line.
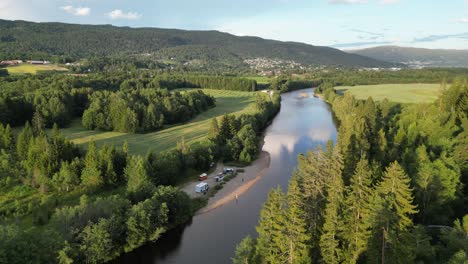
<box><xmin>120</xmin><ymin>74</ymin><xmax>257</xmax><ymax>91</ymax></box>
<box><xmin>268</xmin><ymin>68</ymin><xmax>468</xmax><ymax>93</ymax></box>
<box><xmin>82</xmin><ymin>89</ymin><xmax>215</xmax><ymax>133</ymax></box>
<box><xmin>311</xmin><ymin>68</ymin><xmax>468</xmax><ymax>86</ymax></box>
<box><xmin>234</xmin><ymin>79</ymin><xmax>468</xmax><ymax>263</ymax></box>
<box><xmin>270</xmin><ymin>77</ymin><xmax>321</xmax><ymax>93</ymax></box>
<box><xmin>0</xmin><ymin>73</ymin><xmax>255</xmax><ymax>128</ymax></box>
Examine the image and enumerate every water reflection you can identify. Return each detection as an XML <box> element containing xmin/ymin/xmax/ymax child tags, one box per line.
<box><xmin>117</xmin><ymin>88</ymin><xmax>337</xmax><ymax>264</ymax></box>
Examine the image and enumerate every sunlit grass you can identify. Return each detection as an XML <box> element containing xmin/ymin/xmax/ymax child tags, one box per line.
<box><xmin>6</xmin><ymin>64</ymin><xmax>68</xmax><ymax>75</ymax></box>
<box><xmin>335</xmin><ymin>83</ymin><xmax>443</xmax><ymax>103</ymax></box>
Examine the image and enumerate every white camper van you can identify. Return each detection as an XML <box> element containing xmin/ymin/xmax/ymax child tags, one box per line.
<box><xmin>195</xmin><ymin>182</ymin><xmax>209</xmax><ymax>193</ymax></box>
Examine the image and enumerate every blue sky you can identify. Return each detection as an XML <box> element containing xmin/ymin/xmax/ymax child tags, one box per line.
<box><xmin>0</xmin><ymin>0</ymin><xmax>467</xmax><ymax>50</ymax></box>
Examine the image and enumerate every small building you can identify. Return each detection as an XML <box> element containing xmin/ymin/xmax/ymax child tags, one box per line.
<box><xmin>0</xmin><ymin>60</ymin><xmax>19</xmax><ymax>66</ymax></box>
<box><xmin>30</xmin><ymin>61</ymin><xmax>45</xmax><ymax>65</ymax></box>
<box><xmin>195</xmin><ymin>182</ymin><xmax>209</xmax><ymax>193</ymax></box>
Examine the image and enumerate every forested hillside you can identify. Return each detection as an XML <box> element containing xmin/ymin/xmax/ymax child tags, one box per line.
<box><xmin>234</xmin><ymin>79</ymin><xmax>468</xmax><ymax>264</ymax></box>
<box><xmin>350</xmin><ymin>46</ymin><xmax>468</xmax><ymax>68</ymax></box>
<box><xmin>0</xmin><ymin>19</ymin><xmax>393</xmax><ymax>68</ymax></box>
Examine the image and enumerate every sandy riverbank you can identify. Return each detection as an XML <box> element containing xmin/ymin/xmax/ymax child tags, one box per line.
<box><xmin>180</xmin><ymin>151</ymin><xmax>271</xmax><ymax>214</ymax></box>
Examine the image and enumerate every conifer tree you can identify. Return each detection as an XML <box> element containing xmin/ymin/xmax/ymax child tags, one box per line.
<box><xmin>81</xmin><ymin>141</ymin><xmax>103</xmax><ymax>189</ymax></box>
<box><xmin>282</xmin><ymin>175</ymin><xmax>311</xmax><ymax>264</ymax></box>
<box><xmin>255</xmin><ymin>187</ymin><xmax>286</xmax><ymax>263</ymax></box>
<box><xmin>125</xmin><ymin>155</ymin><xmax>154</xmax><ymax>202</ymax></box>
<box><xmin>320</xmin><ymin>147</ymin><xmax>345</xmax><ymax>264</ymax></box>
<box><xmin>16</xmin><ymin>121</ymin><xmax>33</xmax><ymax>158</ymax></box>
<box><xmin>32</xmin><ymin>111</ymin><xmax>45</xmax><ymax>136</ymax></box>
<box><xmin>367</xmin><ymin>161</ymin><xmax>418</xmax><ymax>264</ymax></box>
<box><xmin>342</xmin><ymin>158</ymin><xmax>373</xmax><ymax>263</ymax></box>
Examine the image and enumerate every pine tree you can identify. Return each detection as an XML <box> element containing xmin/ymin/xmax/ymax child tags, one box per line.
<box><xmin>16</xmin><ymin>121</ymin><xmax>33</xmax><ymax>158</ymax></box>
<box><xmin>32</xmin><ymin>111</ymin><xmax>45</xmax><ymax>136</ymax></box>
<box><xmin>255</xmin><ymin>187</ymin><xmax>286</xmax><ymax>263</ymax></box>
<box><xmin>81</xmin><ymin>141</ymin><xmax>103</xmax><ymax>189</ymax></box>
<box><xmin>367</xmin><ymin>161</ymin><xmax>418</xmax><ymax>264</ymax></box>
<box><xmin>282</xmin><ymin>175</ymin><xmax>311</xmax><ymax>264</ymax></box>
<box><xmin>320</xmin><ymin>147</ymin><xmax>345</xmax><ymax>264</ymax></box>
<box><xmin>125</xmin><ymin>155</ymin><xmax>154</xmax><ymax>202</ymax></box>
<box><xmin>232</xmin><ymin>236</ymin><xmax>258</xmax><ymax>264</ymax></box>
<box><xmin>296</xmin><ymin>148</ymin><xmax>328</xmax><ymax>260</ymax></box>
<box><xmin>342</xmin><ymin>158</ymin><xmax>373</xmax><ymax>263</ymax></box>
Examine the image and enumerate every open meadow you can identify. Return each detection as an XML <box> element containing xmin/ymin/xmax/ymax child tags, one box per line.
<box><xmin>59</xmin><ymin>89</ymin><xmax>257</xmax><ymax>155</ymax></box>
<box><xmin>6</xmin><ymin>64</ymin><xmax>68</xmax><ymax>74</ymax></box>
<box><xmin>335</xmin><ymin>83</ymin><xmax>442</xmax><ymax>103</ymax></box>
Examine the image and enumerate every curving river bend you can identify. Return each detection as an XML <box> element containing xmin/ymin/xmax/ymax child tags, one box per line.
<box><xmin>118</xmin><ymin>88</ymin><xmax>338</xmax><ymax>264</ymax></box>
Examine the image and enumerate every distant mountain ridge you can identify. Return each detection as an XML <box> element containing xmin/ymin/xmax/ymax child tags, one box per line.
<box><xmin>0</xmin><ymin>19</ymin><xmax>394</xmax><ymax>68</ymax></box>
<box><xmin>349</xmin><ymin>46</ymin><xmax>468</xmax><ymax>68</ymax></box>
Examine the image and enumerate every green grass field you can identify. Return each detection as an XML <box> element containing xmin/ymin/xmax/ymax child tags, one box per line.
<box><xmin>59</xmin><ymin>89</ymin><xmax>257</xmax><ymax>155</ymax></box>
<box><xmin>335</xmin><ymin>83</ymin><xmax>443</xmax><ymax>103</ymax></box>
<box><xmin>6</xmin><ymin>64</ymin><xmax>68</xmax><ymax>74</ymax></box>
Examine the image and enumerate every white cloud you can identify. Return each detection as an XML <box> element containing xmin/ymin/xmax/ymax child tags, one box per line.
<box><xmin>459</xmin><ymin>18</ymin><xmax>468</xmax><ymax>23</ymax></box>
<box><xmin>61</xmin><ymin>6</ymin><xmax>91</xmax><ymax>16</ymax></box>
<box><xmin>107</xmin><ymin>9</ymin><xmax>142</xmax><ymax>20</ymax></box>
<box><xmin>328</xmin><ymin>0</ymin><xmax>368</xmax><ymax>4</ymax></box>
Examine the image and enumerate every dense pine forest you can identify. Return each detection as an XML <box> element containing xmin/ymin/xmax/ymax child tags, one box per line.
<box><xmin>234</xmin><ymin>79</ymin><xmax>468</xmax><ymax>264</ymax></box>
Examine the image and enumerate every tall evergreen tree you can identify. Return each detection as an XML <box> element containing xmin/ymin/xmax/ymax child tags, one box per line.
<box><xmin>342</xmin><ymin>158</ymin><xmax>373</xmax><ymax>263</ymax></box>
<box><xmin>367</xmin><ymin>161</ymin><xmax>418</xmax><ymax>264</ymax></box>
<box><xmin>81</xmin><ymin>141</ymin><xmax>103</xmax><ymax>189</ymax></box>
<box><xmin>320</xmin><ymin>147</ymin><xmax>345</xmax><ymax>264</ymax></box>
<box><xmin>125</xmin><ymin>155</ymin><xmax>154</xmax><ymax>202</ymax></box>
<box><xmin>255</xmin><ymin>187</ymin><xmax>286</xmax><ymax>263</ymax></box>
<box><xmin>282</xmin><ymin>175</ymin><xmax>311</xmax><ymax>264</ymax></box>
<box><xmin>16</xmin><ymin>121</ymin><xmax>33</xmax><ymax>158</ymax></box>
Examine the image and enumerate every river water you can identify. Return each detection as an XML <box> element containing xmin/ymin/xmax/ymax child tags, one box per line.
<box><xmin>118</xmin><ymin>88</ymin><xmax>338</xmax><ymax>264</ymax></box>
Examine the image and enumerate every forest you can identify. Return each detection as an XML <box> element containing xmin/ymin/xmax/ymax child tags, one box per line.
<box><xmin>234</xmin><ymin>79</ymin><xmax>468</xmax><ymax>264</ymax></box>
<box><xmin>0</xmin><ymin>80</ymin><xmax>280</xmax><ymax>263</ymax></box>
<box><xmin>0</xmin><ymin>58</ymin><xmax>281</xmax><ymax>262</ymax></box>
<box><xmin>82</xmin><ymin>89</ymin><xmax>215</xmax><ymax>133</ymax></box>
<box><xmin>0</xmin><ymin>73</ymin><xmax>256</xmax><ymax>127</ymax></box>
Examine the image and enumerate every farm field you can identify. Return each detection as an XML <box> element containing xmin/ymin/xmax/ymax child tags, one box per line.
<box><xmin>6</xmin><ymin>64</ymin><xmax>68</xmax><ymax>74</ymax></box>
<box><xmin>59</xmin><ymin>89</ymin><xmax>258</xmax><ymax>155</ymax></box>
<box><xmin>335</xmin><ymin>83</ymin><xmax>442</xmax><ymax>103</ymax></box>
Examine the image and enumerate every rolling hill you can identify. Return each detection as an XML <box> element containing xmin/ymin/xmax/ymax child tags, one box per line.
<box><xmin>0</xmin><ymin>19</ymin><xmax>394</xmax><ymax>68</ymax></box>
<box><xmin>350</xmin><ymin>46</ymin><xmax>468</xmax><ymax>68</ymax></box>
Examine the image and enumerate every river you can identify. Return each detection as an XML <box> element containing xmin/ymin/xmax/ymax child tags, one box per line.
<box><xmin>118</xmin><ymin>88</ymin><xmax>338</xmax><ymax>264</ymax></box>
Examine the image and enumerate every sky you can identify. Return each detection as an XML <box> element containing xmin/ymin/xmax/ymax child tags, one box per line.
<box><xmin>0</xmin><ymin>0</ymin><xmax>467</xmax><ymax>50</ymax></box>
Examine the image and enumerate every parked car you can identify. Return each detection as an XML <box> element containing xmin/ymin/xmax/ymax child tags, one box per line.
<box><xmin>195</xmin><ymin>182</ymin><xmax>209</xmax><ymax>193</ymax></box>
<box><xmin>223</xmin><ymin>168</ymin><xmax>236</xmax><ymax>174</ymax></box>
<box><xmin>215</xmin><ymin>174</ymin><xmax>225</xmax><ymax>182</ymax></box>
<box><xmin>199</xmin><ymin>173</ymin><xmax>208</xmax><ymax>181</ymax></box>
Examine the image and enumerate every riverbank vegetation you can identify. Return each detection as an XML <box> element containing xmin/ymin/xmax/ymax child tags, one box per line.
<box><xmin>234</xmin><ymin>79</ymin><xmax>468</xmax><ymax>264</ymax></box>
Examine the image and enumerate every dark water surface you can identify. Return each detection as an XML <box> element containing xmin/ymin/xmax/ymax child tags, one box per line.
<box><xmin>118</xmin><ymin>88</ymin><xmax>338</xmax><ymax>264</ymax></box>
